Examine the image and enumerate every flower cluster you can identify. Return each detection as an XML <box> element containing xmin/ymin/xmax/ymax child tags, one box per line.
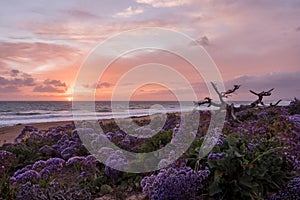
<box><xmin>207</xmin><ymin>152</ymin><xmax>225</xmax><ymax>160</ymax></box>
<box><xmin>14</xmin><ymin>126</ymin><xmax>38</xmax><ymax>143</ymax></box>
<box><xmin>11</xmin><ymin>169</ymin><xmax>40</xmax><ymax>184</ymax></box>
<box><xmin>11</xmin><ymin>157</ymin><xmax>65</xmax><ymax>184</ymax></box>
<box><xmin>134</xmin><ymin>125</ymin><xmax>156</xmax><ymax>138</ymax></box>
<box><xmin>288</xmin><ymin>98</ymin><xmax>300</xmax><ymax>114</ymax></box>
<box><xmin>39</xmin><ymin>158</ymin><xmax>65</xmax><ymax>179</ymax></box>
<box><xmin>17</xmin><ymin>181</ymin><xmax>92</xmax><ymax>200</ymax></box>
<box><xmin>51</xmin><ymin>132</ymin><xmax>85</xmax><ymax>159</ymax></box>
<box><xmin>288</xmin><ymin>114</ymin><xmax>300</xmax><ymax>129</ymax></box>
<box><xmin>65</xmin><ymin>155</ymin><xmax>98</xmax><ymax>180</ymax></box>
<box><xmin>0</xmin><ymin>150</ymin><xmax>17</xmax><ymax>177</ymax></box>
<box><xmin>104</xmin><ymin>150</ymin><xmax>129</xmax><ymax>179</ymax></box>
<box><xmin>269</xmin><ymin>176</ymin><xmax>300</xmax><ymax>200</ymax></box>
<box><xmin>257</xmin><ymin>109</ymin><xmax>269</xmax><ymax>119</ymax></box>
<box><xmin>141</xmin><ymin>166</ymin><xmax>210</xmax><ymax>200</ymax></box>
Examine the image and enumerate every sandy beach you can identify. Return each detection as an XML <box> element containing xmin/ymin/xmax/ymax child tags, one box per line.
<box><xmin>0</xmin><ymin>121</ymin><xmax>75</xmax><ymax>145</ymax></box>
<box><xmin>0</xmin><ymin>114</ymin><xmax>155</xmax><ymax>145</ymax></box>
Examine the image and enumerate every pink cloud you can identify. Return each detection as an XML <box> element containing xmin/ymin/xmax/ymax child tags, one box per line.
<box><xmin>33</xmin><ymin>85</ymin><xmax>66</xmax><ymax>93</ymax></box>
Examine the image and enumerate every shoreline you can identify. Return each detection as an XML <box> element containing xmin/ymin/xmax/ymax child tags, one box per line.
<box><xmin>0</xmin><ymin>121</ymin><xmax>75</xmax><ymax>145</ymax></box>
<box><xmin>0</xmin><ymin>113</ymin><xmax>165</xmax><ymax>145</ymax></box>
<box><xmin>0</xmin><ymin>104</ymin><xmax>290</xmax><ymax>146</ymax></box>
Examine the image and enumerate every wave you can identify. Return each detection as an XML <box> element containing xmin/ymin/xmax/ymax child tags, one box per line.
<box><xmin>15</xmin><ymin>112</ymin><xmax>45</xmax><ymax>116</ymax></box>
<box><xmin>96</xmin><ymin>108</ymin><xmax>111</xmax><ymax>113</ymax></box>
<box><xmin>0</xmin><ymin>110</ymin><xmax>12</xmax><ymax>113</ymax></box>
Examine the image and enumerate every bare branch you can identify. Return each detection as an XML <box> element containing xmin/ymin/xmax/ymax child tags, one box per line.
<box><xmin>222</xmin><ymin>85</ymin><xmax>241</xmax><ymax>98</ymax></box>
<box><xmin>229</xmin><ymin>103</ymin><xmax>242</xmax><ymax>123</ymax></box>
<box><xmin>194</xmin><ymin>97</ymin><xmax>212</xmax><ymax>107</ymax></box>
<box><xmin>249</xmin><ymin>88</ymin><xmax>275</xmax><ymax>106</ymax></box>
<box><xmin>266</xmin><ymin>88</ymin><xmax>274</xmax><ymax>93</ymax></box>
<box><xmin>211</xmin><ymin>82</ymin><xmax>226</xmax><ymax>104</ymax></box>
<box><xmin>250</xmin><ymin>90</ymin><xmax>259</xmax><ymax>96</ymax></box>
<box><xmin>270</xmin><ymin>99</ymin><xmax>282</xmax><ymax>107</ymax></box>
<box><xmin>196</xmin><ymin>83</ymin><xmax>281</xmax><ymax>123</ymax></box>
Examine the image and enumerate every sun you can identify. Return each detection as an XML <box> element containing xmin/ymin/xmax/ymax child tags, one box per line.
<box><xmin>66</xmin><ymin>97</ymin><xmax>73</xmax><ymax>102</ymax></box>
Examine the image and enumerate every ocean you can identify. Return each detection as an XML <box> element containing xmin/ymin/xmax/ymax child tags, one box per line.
<box><xmin>0</xmin><ymin>100</ymin><xmax>291</xmax><ymax>127</ymax></box>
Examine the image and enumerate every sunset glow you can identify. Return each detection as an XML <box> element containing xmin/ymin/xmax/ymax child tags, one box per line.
<box><xmin>0</xmin><ymin>0</ymin><xmax>299</xmax><ymax>101</ymax></box>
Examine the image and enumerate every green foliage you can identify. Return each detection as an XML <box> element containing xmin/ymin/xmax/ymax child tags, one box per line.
<box><xmin>0</xmin><ymin>175</ymin><xmax>16</xmax><ymax>199</ymax></box>
<box><xmin>207</xmin><ymin>134</ymin><xmax>287</xmax><ymax>200</ymax></box>
<box><xmin>100</xmin><ymin>184</ymin><xmax>113</xmax><ymax>195</ymax></box>
<box><xmin>5</xmin><ymin>143</ymin><xmax>47</xmax><ymax>171</ymax></box>
<box><xmin>237</xmin><ymin>110</ymin><xmax>258</xmax><ymax>121</ymax></box>
<box><xmin>139</xmin><ymin>130</ymin><xmax>172</xmax><ymax>152</ymax></box>
<box><xmin>288</xmin><ymin>98</ymin><xmax>300</xmax><ymax>114</ymax></box>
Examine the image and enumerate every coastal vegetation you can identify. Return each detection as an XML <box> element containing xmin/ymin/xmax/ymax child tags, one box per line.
<box><xmin>0</xmin><ymin>96</ymin><xmax>299</xmax><ymax>199</ymax></box>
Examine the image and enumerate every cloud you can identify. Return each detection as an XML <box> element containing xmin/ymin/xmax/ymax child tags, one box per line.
<box><xmin>33</xmin><ymin>85</ymin><xmax>66</xmax><ymax>93</ymax></box>
<box><xmin>198</xmin><ymin>36</ymin><xmax>209</xmax><ymax>46</ymax></box>
<box><xmin>225</xmin><ymin>71</ymin><xmax>300</xmax><ymax>100</ymax></box>
<box><xmin>10</xmin><ymin>69</ymin><xmax>20</xmax><ymax>77</ymax></box>
<box><xmin>22</xmin><ymin>18</ymin><xmax>177</xmax><ymax>45</ymax></box>
<box><xmin>136</xmin><ymin>0</ymin><xmax>191</xmax><ymax>7</ymax></box>
<box><xmin>83</xmin><ymin>82</ymin><xmax>113</xmax><ymax>89</ymax></box>
<box><xmin>65</xmin><ymin>9</ymin><xmax>99</xmax><ymax>19</ymax></box>
<box><xmin>0</xmin><ymin>85</ymin><xmax>20</xmax><ymax>93</ymax></box>
<box><xmin>0</xmin><ymin>69</ymin><xmax>67</xmax><ymax>94</ymax></box>
<box><xmin>34</xmin><ymin>79</ymin><xmax>67</xmax><ymax>93</ymax></box>
<box><xmin>97</xmin><ymin>82</ymin><xmax>112</xmax><ymax>89</ymax></box>
<box><xmin>0</xmin><ymin>72</ymin><xmax>35</xmax><ymax>87</ymax></box>
<box><xmin>296</xmin><ymin>26</ymin><xmax>300</xmax><ymax>31</ymax></box>
<box><xmin>0</xmin><ymin>42</ymin><xmax>82</xmax><ymax>72</ymax></box>
<box><xmin>0</xmin><ymin>69</ymin><xmax>36</xmax><ymax>93</ymax></box>
<box><xmin>190</xmin><ymin>36</ymin><xmax>210</xmax><ymax>46</ymax></box>
<box><xmin>44</xmin><ymin>79</ymin><xmax>66</xmax><ymax>87</ymax></box>
<box><xmin>113</xmin><ymin>6</ymin><xmax>144</xmax><ymax>18</ymax></box>
<box><xmin>0</xmin><ymin>76</ymin><xmax>10</xmax><ymax>85</ymax></box>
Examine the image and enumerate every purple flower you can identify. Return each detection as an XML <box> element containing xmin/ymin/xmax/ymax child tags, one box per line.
<box><xmin>288</xmin><ymin>114</ymin><xmax>300</xmax><ymax>129</ymax></box>
<box><xmin>28</xmin><ymin>132</ymin><xmax>43</xmax><ymax>141</ymax></box>
<box><xmin>269</xmin><ymin>176</ymin><xmax>300</xmax><ymax>200</ymax></box>
<box><xmin>104</xmin><ymin>150</ymin><xmax>129</xmax><ymax>179</ymax></box>
<box><xmin>14</xmin><ymin>126</ymin><xmax>38</xmax><ymax>143</ymax></box>
<box><xmin>135</xmin><ymin>126</ymin><xmax>155</xmax><ymax>138</ymax></box>
<box><xmin>32</xmin><ymin>160</ymin><xmax>46</xmax><ymax>171</ymax></box>
<box><xmin>0</xmin><ymin>150</ymin><xmax>17</xmax><ymax>175</ymax></box>
<box><xmin>119</xmin><ymin>135</ymin><xmax>131</xmax><ymax>148</ymax></box>
<box><xmin>14</xmin><ymin>170</ymin><xmax>40</xmax><ymax>183</ymax></box>
<box><xmin>77</xmin><ymin>171</ymin><xmax>88</xmax><ymax>180</ymax></box>
<box><xmin>39</xmin><ymin>168</ymin><xmax>52</xmax><ymax>179</ymax></box>
<box><xmin>84</xmin><ymin>155</ymin><xmax>97</xmax><ymax>166</ymax></box>
<box><xmin>115</xmin><ymin>130</ymin><xmax>125</xmax><ymax>138</ymax></box>
<box><xmin>141</xmin><ymin>166</ymin><xmax>210</xmax><ymax>200</ymax></box>
<box><xmin>71</xmin><ymin>130</ymin><xmax>79</xmax><ymax>138</ymax></box>
<box><xmin>66</xmin><ymin>156</ymin><xmax>85</xmax><ymax>167</ymax></box>
<box><xmin>13</xmin><ymin>167</ymin><xmax>30</xmax><ymax>178</ymax></box>
<box><xmin>61</xmin><ymin>147</ymin><xmax>79</xmax><ymax>159</ymax></box>
<box><xmin>45</xmin><ymin>158</ymin><xmax>65</xmax><ymax>171</ymax></box>
<box><xmin>172</xmin><ymin>124</ymin><xmax>180</xmax><ymax>138</ymax></box>
<box><xmin>207</xmin><ymin>152</ymin><xmax>225</xmax><ymax>160</ymax></box>
<box><xmin>39</xmin><ymin>145</ymin><xmax>55</xmax><ymax>156</ymax></box>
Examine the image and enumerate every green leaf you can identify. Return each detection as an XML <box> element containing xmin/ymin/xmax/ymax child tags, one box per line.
<box><xmin>209</xmin><ymin>181</ymin><xmax>222</xmax><ymax>196</ymax></box>
<box><xmin>239</xmin><ymin>176</ymin><xmax>253</xmax><ymax>188</ymax></box>
<box><xmin>208</xmin><ymin>160</ymin><xmax>218</xmax><ymax>168</ymax></box>
<box><xmin>214</xmin><ymin>170</ymin><xmax>223</xmax><ymax>181</ymax></box>
<box><xmin>234</xmin><ymin>151</ymin><xmax>243</xmax><ymax>158</ymax></box>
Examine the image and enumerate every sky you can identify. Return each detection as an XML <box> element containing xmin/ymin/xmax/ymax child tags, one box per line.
<box><xmin>0</xmin><ymin>0</ymin><xmax>299</xmax><ymax>101</ymax></box>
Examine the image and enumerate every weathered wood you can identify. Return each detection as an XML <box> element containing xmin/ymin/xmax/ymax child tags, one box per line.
<box><xmin>194</xmin><ymin>83</ymin><xmax>281</xmax><ymax>122</ymax></box>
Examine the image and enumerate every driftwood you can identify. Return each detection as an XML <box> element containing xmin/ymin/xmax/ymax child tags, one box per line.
<box><xmin>194</xmin><ymin>83</ymin><xmax>282</xmax><ymax>122</ymax></box>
